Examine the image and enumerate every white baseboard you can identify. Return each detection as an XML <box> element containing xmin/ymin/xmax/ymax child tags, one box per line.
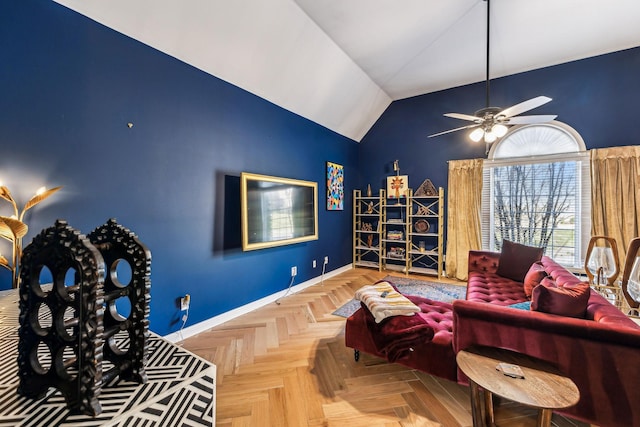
<box><xmin>164</xmin><ymin>263</ymin><xmax>353</xmax><ymax>343</ymax></box>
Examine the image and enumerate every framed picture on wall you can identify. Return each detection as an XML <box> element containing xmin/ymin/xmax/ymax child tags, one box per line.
<box><xmin>326</xmin><ymin>161</ymin><xmax>344</xmax><ymax>210</ymax></box>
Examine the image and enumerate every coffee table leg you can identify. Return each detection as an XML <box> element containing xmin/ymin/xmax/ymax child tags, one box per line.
<box><xmin>469</xmin><ymin>380</ymin><xmax>485</xmax><ymax>427</ymax></box>
<box><xmin>537</xmin><ymin>408</ymin><xmax>552</xmax><ymax>427</ymax></box>
<box><xmin>484</xmin><ymin>389</ymin><xmax>494</xmax><ymax>426</ymax></box>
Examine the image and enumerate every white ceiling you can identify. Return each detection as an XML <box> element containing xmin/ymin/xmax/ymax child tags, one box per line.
<box><xmin>53</xmin><ymin>0</ymin><xmax>640</xmax><ymax>141</ymax></box>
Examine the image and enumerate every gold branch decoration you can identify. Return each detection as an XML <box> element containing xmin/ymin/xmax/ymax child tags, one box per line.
<box><xmin>0</xmin><ymin>254</ymin><xmax>9</xmax><ymax>271</ymax></box>
<box><xmin>0</xmin><ymin>186</ymin><xmax>19</xmax><ymax>217</ymax></box>
<box><xmin>0</xmin><ymin>216</ymin><xmax>29</xmax><ymax>240</ymax></box>
<box><xmin>0</xmin><ymin>184</ymin><xmax>61</xmax><ymax>288</ymax></box>
<box><xmin>20</xmin><ymin>186</ymin><xmax>62</xmax><ymax>221</ymax></box>
<box><xmin>0</xmin><ymin>186</ymin><xmax>13</xmax><ymax>202</ymax></box>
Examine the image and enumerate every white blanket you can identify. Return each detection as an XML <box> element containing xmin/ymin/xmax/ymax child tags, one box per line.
<box><xmin>354</xmin><ymin>281</ymin><xmax>420</xmax><ymax>323</ymax></box>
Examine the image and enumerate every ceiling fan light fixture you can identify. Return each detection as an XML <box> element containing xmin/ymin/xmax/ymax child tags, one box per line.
<box><xmin>469</xmin><ymin>128</ymin><xmax>484</xmax><ymax>142</ymax></box>
<box><xmin>484</xmin><ymin>131</ymin><xmax>498</xmax><ymax>144</ymax></box>
<box><xmin>492</xmin><ymin>124</ymin><xmax>508</xmax><ymax>138</ymax></box>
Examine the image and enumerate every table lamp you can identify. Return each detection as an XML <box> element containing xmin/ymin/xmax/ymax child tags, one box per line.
<box><xmin>585</xmin><ymin>236</ymin><xmax>619</xmax><ymax>287</ymax></box>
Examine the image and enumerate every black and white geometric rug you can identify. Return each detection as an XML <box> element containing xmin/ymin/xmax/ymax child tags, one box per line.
<box><xmin>0</xmin><ymin>290</ymin><xmax>216</xmax><ymax>426</ymax></box>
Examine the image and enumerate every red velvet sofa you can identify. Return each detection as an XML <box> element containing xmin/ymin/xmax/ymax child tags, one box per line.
<box><xmin>345</xmin><ymin>250</ymin><xmax>640</xmax><ymax>427</ymax></box>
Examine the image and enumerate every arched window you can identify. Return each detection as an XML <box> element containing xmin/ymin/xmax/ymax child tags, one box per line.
<box><xmin>482</xmin><ymin>122</ymin><xmax>590</xmax><ymax>269</ymax></box>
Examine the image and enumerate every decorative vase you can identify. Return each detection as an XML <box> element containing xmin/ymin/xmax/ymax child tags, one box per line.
<box><xmin>367</xmin><ymin>184</ymin><xmax>372</xmax><ymax>197</ymax></box>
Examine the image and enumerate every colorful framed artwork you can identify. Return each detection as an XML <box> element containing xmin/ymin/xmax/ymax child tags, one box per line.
<box><xmin>326</xmin><ymin>161</ymin><xmax>344</xmax><ymax>210</ymax></box>
<box><xmin>387</xmin><ymin>175</ymin><xmax>408</xmax><ymax>198</ymax></box>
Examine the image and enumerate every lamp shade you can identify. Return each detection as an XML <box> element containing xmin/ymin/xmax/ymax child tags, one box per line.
<box><xmin>484</xmin><ymin>131</ymin><xmax>497</xmax><ymax>143</ymax></box>
<box><xmin>469</xmin><ymin>128</ymin><xmax>484</xmax><ymax>142</ymax></box>
<box><xmin>492</xmin><ymin>124</ymin><xmax>508</xmax><ymax>137</ymax></box>
<box><xmin>584</xmin><ymin>236</ymin><xmax>620</xmax><ymax>286</ymax></box>
<box><xmin>587</xmin><ymin>246</ymin><xmax>617</xmax><ymax>279</ymax></box>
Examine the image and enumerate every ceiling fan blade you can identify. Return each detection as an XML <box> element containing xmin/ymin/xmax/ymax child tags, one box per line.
<box><xmin>428</xmin><ymin>124</ymin><xmax>479</xmax><ymax>138</ymax></box>
<box><xmin>504</xmin><ymin>114</ymin><xmax>558</xmax><ymax>125</ymax></box>
<box><xmin>444</xmin><ymin>112</ymin><xmax>482</xmax><ymax>122</ymax></box>
<box><xmin>499</xmin><ymin>96</ymin><xmax>553</xmax><ymax>118</ymax></box>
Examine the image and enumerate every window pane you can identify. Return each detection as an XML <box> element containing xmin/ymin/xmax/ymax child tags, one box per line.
<box><xmin>491</xmin><ymin>161</ymin><xmax>578</xmax><ymax>265</ymax></box>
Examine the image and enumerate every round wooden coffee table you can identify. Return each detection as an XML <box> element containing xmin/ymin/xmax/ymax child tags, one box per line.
<box><xmin>456</xmin><ymin>346</ymin><xmax>580</xmax><ymax>427</ymax></box>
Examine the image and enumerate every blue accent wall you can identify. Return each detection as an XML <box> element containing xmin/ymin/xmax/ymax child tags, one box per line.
<box><xmin>358</xmin><ymin>47</ymin><xmax>640</xmax><ymax>192</ymax></box>
<box><xmin>0</xmin><ymin>1</ymin><xmax>357</xmax><ymax>335</ymax></box>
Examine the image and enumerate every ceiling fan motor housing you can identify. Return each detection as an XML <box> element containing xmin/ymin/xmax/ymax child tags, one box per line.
<box><xmin>475</xmin><ymin>106</ymin><xmax>503</xmax><ymax>121</ymax></box>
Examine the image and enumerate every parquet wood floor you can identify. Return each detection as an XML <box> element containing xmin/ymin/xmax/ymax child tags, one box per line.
<box><xmin>182</xmin><ymin>268</ymin><xmax>592</xmax><ymax>427</ymax></box>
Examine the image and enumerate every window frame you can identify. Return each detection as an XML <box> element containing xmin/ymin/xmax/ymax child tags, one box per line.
<box><xmin>481</xmin><ymin>122</ymin><xmax>590</xmax><ymax>272</ymax></box>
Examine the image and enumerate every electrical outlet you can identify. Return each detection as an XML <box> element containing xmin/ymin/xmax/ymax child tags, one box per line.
<box><xmin>180</xmin><ymin>294</ymin><xmax>190</xmax><ymax>311</ymax></box>
<box><xmin>291</xmin><ymin>266</ymin><xmax>297</xmax><ymax>276</ymax></box>
<box><xmin>313</xmin><ymin>260</ymin><xmax>317</xmax><ymax>268</ymax></box>
<box><xmin>324</xmin><ymin>256</ymin><xmax>329</xmax><ymax>265</ymax></box>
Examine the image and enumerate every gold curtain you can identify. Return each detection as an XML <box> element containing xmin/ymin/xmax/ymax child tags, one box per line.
<box><xmin>445</xmin><ymin>158</ymin><xmax>483</xmax><ymax>280</ymax></box>
<box><xmin>591</xmin><ymin>146</ymin><xmax>640</xmax><ymax>263</ymax></box>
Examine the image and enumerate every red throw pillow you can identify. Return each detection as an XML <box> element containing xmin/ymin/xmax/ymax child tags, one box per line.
<box><xmin>531</xmin><ymin>280</ymin><xmax>590</xmax><ymax>318</ymax></box>
<box><xmin>496</xmin><ymin>240</ymin><xmax>544</xmax><ymax>282</ymax></box>
<box><xmin>523</xmin><ymin>261</ymin><xmax>547</xmax><ymax>298</ymax></box>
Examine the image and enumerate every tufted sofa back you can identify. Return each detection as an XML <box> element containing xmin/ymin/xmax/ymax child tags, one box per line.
<box><xmin>539</xmin><ymin>256</ymin><xmax>583</xmax><ymax>287</ymax></box>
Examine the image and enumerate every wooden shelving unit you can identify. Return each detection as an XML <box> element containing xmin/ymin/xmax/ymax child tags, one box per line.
<box><xmin>381</xmin><ymin>189</ymin><xmax>410</xmax><ymax>274</ymax></box>
<box><xmin>407</xmin><ymin>187</ymin><xmax>444</xmax><ymax>278</ymax></box>
<box><xmin>353</xmin><ymin>187</ymin><xmax>444</xmax><ymax>277</ymax></box>
<box><xmin>353</xmin><ymin>189</ymin><xmax>383</xmax><ymax>271</ymax></box>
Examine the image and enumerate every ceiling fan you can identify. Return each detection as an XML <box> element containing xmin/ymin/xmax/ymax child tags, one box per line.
<box><xmin>428</xmin><ymin>0</ymin><xmax>557</xmax><ymax>147</ymax></box>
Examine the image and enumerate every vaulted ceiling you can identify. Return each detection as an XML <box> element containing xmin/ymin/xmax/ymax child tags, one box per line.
<box><xmin>52</xmin><ymin>0</ymin><xmax>640</xmax><ymax>141</ymax></box>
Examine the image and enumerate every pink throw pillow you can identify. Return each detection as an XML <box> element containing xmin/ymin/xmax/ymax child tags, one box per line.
<box><xmin>523</xmin><ymin>262</ymin><xmax>547</xmax><ymax>298</ymax></box>
<box><xmin>531</xmin><ymin>280</ymin><xmax>590</xmax><ymax>318</ymax></box>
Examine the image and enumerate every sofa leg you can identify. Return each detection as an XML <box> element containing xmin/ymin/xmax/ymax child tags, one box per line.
<box><xmin>354</xmin><ymin>349</ymin><xmax>360</xmax><ymax>362</ymax></box>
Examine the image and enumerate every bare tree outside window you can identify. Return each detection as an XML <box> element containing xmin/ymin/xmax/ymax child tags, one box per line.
<box><xmin>492</xmin><ymin>161</ymin><xmax>577</xmax><ymax>263</ymax></box>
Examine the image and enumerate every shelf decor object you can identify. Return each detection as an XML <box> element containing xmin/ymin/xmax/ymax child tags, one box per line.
<box><xmin>387</xmin><ymin>230</ymin><xmax>404</xmax><ymax>240</ymax></box>
<box><xmin>414</xmin><ymin>178</ymin><xmax>438</xmax><ymax>196</ymax></box>
<box><xmin>388</xmin><ymin>247</ymin><xmax>405</xmax><ymax>259</ymax></box>
<box><xmin>17</xmin><ymin>218</ymin><xmax>151</xmax><ymax>416</ymax></box>
<box><xmin>414</xmin><ymin>219</ymin><xmax>430</xmax><ymax>233</ymax></box>
<box><xmin>87</xmin><ymin>219</ymin><xmax>152</xmax><ymax>388</ymax></box>
<box><xmin>387</xmin><ymin>175</ymin><xmax>408</xmax><ymax>199</ymax></box>
<box><xmin>0</xmin><ymin>184</ymin><xmax>62</xmax><ymax>288</ymax></box>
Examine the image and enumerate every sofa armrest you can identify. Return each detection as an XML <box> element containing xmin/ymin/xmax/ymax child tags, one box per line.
<box><xmin>467</xmin><ymin>250</ymin><xmax>500</xmax><ymax>275</ymax></box>
<box><xmin>452</xmin><ymin>299</ymin><xmax>640</xmax><ymax>353</ymax></box>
